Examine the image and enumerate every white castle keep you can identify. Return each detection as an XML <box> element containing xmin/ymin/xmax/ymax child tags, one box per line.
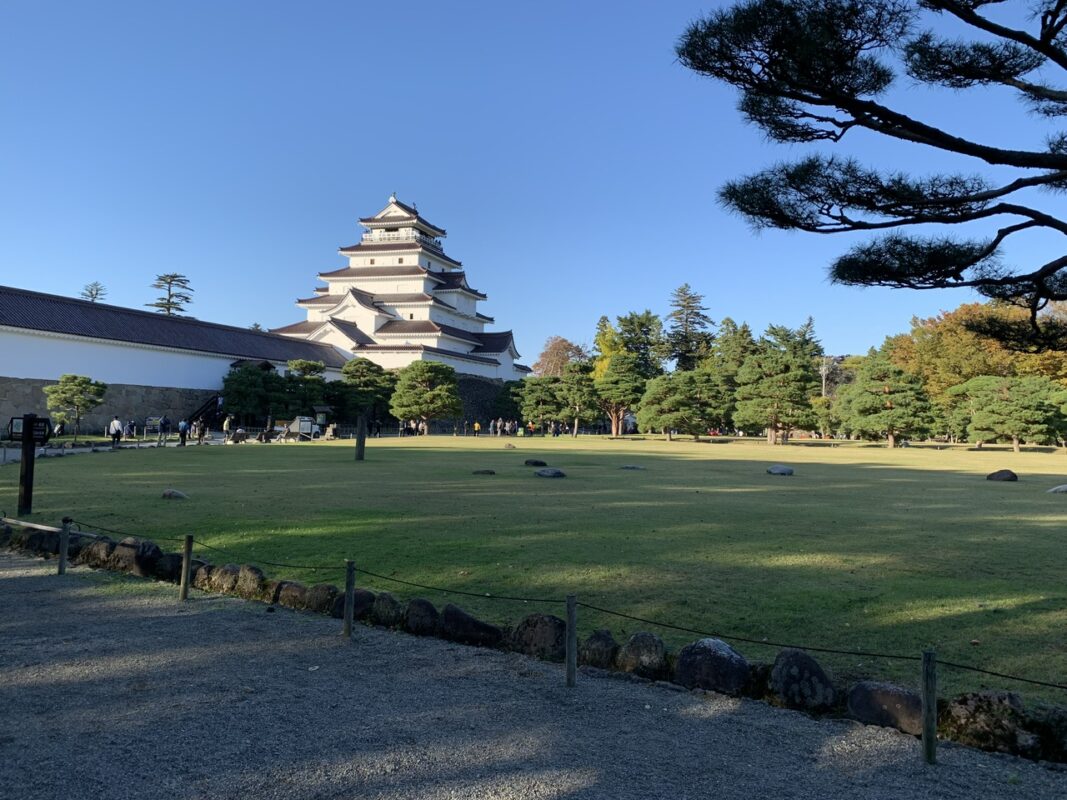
<box><xmin>272</xmin><ymin>196</ymin><xmax>530</xmax><ymax>381</ymax></box>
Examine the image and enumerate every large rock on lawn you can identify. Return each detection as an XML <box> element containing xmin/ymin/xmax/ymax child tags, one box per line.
<box><xmin>770</xmin><ymin>648</ymin><xmax>836</xmax><ymax>710</ymax></box>
<box><xmin>511</xmin><ymin>613</ymin><xmax>567</xmax><ymax>662</ymax></box>
<box><xmin>404</xmin><ymin>598</ymin><xmax>440</xmax><ymax>636</ymax></box>
<box><xmin>767</xmin><ymin>464</ymin><xmax>794</xmax><ymax>476</ymax></box>
<box><xmin>674</xmin><ymin>638</ymin><xmax>749</xmax><ymax>694</ymax></box>
<box><xmin>371</xmin><ymin>591</ymin><xmax>403</xmax><ymax>627</ymax></box>
<box><xmin>847</xmin><ymin>681</ymin><xmax>922</xmax><ymax>735</ymax></box>
<box><xmin>1047</xmin><ymin>485</ymin><xmax>1067</xmax><ymax>494</ymax></box>
<box><xmin>940</xmin><ymin>691</ymin><xmax>1040</xmax><ymax>757</ymax></box>
<box><xmin>535</xmin><ymin>468</ymin><xmax>566</xmax><ymax>478</ymax></box>
<box><xmin>440</xmin><ymin>603</ymin><xmax>504</xmax><ymax>648</ymax></box>
<box><xmin>986</xmin><ymin>469</ymin><xmax>1018</xmax><ymax>482</ymax></box>
<box><xmin>305</xmin><ymin>584</ymin><xmax>339</xmax><ymax>614</ymax></box>
<box><xmin>616</xmin><ymin>632</ymin><xmax>669</xmax><ymax>681</ymax></box>
<box><xmin>579</xmin><ymin>630</ymin><xmax>619</xmax><ymax>669</ymax></box>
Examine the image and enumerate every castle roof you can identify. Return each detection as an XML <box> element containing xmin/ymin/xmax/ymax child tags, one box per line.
<box><xmin>0</xmin><ymin>286</ymin><xmax>349</xmax><ymax>367</ymax></box>
<box><xmin>375</xmin><ymin>319</ymin><xmax>483</xmax><ymax>346</ymax></box>
<box><xmin>335</xmin><ymin>242</ymin><xmax>462</xmax><ymax>267</ymax></box>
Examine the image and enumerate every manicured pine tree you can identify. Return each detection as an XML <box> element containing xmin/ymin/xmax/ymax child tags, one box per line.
<box><xmin>637</xmin><ymin>368</ymin><xmax>731</xmax><ymax>441</ymax></box>
<box><xmin>733</xmin><ymin>325</ymin><xmax>819</xmax><ymax>444</ymax></box>
<box><xmin>556</xmin><ymin>361</ymin><xmax>600</xmax><ymax>437</ymax></box>
<box><xmin>389</xmin><ymin>361</ymin><xmax>462</xmax><ymax>434</ymax></box>
<box><xmin>519</xmin><ymin>375</ymin><xmax>564</xmax><ymax>433</ymax></box>
<box><xmin>341</xmin><ymin>358</ymin><xmax>397</xmax><ymax>460</ymax></box>
<box><xmin>616</xmin><ymin>310</ymin><xmax>665</xmax><ymax>379</ymax></box>
<box><xmin>834</xmin><ymin>350</ymin><xmax>931</xmax><ymax>448</ymax></box>
<box><xmin>948</xmin><ymin>375</ymin><xmax>1064</xmax><ymax>452</ymax></box>
<box><xmin>43</xmin><ymin>374</ymin><xmax>108</xmax><ymax>442</ymax></box>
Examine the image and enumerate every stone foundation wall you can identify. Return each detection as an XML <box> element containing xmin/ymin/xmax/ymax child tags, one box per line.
<box><xmin>0</xmin><ymin>376</ymin><xmax>217</xmax><ymax>436</ymax></box>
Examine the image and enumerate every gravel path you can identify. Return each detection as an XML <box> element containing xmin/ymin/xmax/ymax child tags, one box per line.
<box><xmin>2</xmin><ymin>553</ymin><xmax>1065</xmax><ymax>800</ymax></box>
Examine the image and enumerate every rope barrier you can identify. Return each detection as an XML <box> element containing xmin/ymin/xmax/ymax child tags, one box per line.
<box><xmin>353</xmin><ymin>566</ymin><xmax>564</xmax><ymax>605</ymax></box>
<box><xmin>37</xmin><ymin>515</ymin><xmax>1067</xmax><ymax>693</ymax></box>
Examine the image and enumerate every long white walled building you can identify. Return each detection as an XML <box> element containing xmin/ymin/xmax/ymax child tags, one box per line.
<box><xmin>272</xmin><ymin>196</ymin><xmax>530</xmax><ymax>381</ymax></box>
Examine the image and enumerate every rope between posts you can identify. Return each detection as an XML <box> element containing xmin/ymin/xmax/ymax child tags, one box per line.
<box><xmin>353</xmin><ymin>566</ymin><xmax>564</xmax><ymax>604</ymax></box>
<box><xmin>37</xmin><ymin>516</ymin><xmax>1067</xmax><ymax>693</ymax></box>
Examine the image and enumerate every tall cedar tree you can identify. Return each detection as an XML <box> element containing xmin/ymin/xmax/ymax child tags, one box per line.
<box><xmin>43</xmin><ymin>374</ymin><xmax>108</xmax><ymax>442</ymax></box>
<box><xmin>834</xmin><ymin>350</ymin><xmax>932</xmax><ymax>447</ymax></box>
<box><xmin>80</xmin><ymin>282</ymin><xmax>106</xmax><ymax>303</ymax></box>
<box><xmin>733</xmin><ymin>326</ymin><xmax>819</xmax><ymax>444</ymax></box>
<box><xmin>947</xmin><ymin>375</ymin><xmax>1065</xmax><ymax>451</ymax></box>
<box><xmin>532</xmin><ymin>336</ymin><xmax>588</xmax><ymax>377</ymax></box>
<box><xmin>389</xmin><ymin>361</ymin><xmax>462</xmax><ymax>433</ymax></box>
<box><xmin>341</xmin><ymin>358</ymin><xmax>397</xmax><ymax>460</ymax></box>
<box><xmin>147</xmin><ymin>273</ymin><xmax>194</xmax><ymax>316</ymax></box>
<box><xmin>665</xmin><ymin>284</ymin><xmax>715</xmax><ymax>370</ymax></box>
<box><xmin>520</xmin><ymin>376</ymin><xmax>565</xmax><ymax>432</ymax></box>
<box><xmin>556</xmin><ymin>361</ymin><xmax>600</xmax><ymax>436</ymax></box>
<box><xmin>678</xmin><ymin>0</ymin><xmax>1067</xmax><ymax>349</ymax></box>
<box><xmin>616</xmin><ymin>310</ymin><xmax>665</xmax><ymax>379</ymax></box>
<box><xmin>700</xmin><ymin>316</ymin><xmax>756</xmax><ymax>427</ymax></box>
<box><xmin>637</xmin><ymin>369</ymin><xmax>732</xmax><ymax>440</ymax></box>
<box><xmin>594</xmin><ymin>353</ymin><xmax>647</xmax><ymax>437</ymax></box>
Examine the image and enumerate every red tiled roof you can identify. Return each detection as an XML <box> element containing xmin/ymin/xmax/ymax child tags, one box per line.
<box><xmin>0</xmin><ymin>286</ymin><xmax>348</xmax><ymax>367</ymax></box>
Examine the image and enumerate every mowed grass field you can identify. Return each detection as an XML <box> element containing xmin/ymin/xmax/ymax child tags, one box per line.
<box><xmin>3</xmin><ymin>435</ymin><xmax>1066</xmax><ymax>701</ymax></box>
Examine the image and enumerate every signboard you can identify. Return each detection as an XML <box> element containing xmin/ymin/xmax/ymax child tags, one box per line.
<box><xmin>298</xmin><ymin>417</ymin><xmax>313</xmax><ymax>435</ymax></box>
<box><xmin>315</xmin><ymin>413</ymin><xmax>327</xmax><ymax>426</ymax></box>
<box><xmin>144</xmin><ymin>416</ymin><xmax>162</xmax><ymax>433</ymax></box>
<box><xmin>7</xmin><ymin>416</ymin><xmax>51</xmax><ymax>444</ymax></box>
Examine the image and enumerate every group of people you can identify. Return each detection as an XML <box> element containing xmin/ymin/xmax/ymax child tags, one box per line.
<box><xmin>467</xmin><ymin>418</ymin><xmax>522</xmax><ymax>437</ymax></box>
<box><xmin>401</xmin><ymin>419</ymin><xmax>428</xmax><ymax>436</ymax></box>
<box><xmin>103</xmin><ymin>415</ymin><xmax>209</xmax><ymax>447</ymax></box>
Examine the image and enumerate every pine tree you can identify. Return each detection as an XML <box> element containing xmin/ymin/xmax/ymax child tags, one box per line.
<box><xmin>947</xmin><ymin>375</ymin><xmax>1064</xmax><ymax>452</ymax></box>
<box><xmin>389</xmin><ymin>362</ymin><xmax>462</xmax><ymax>433</ymax></box>
<box><xmin>519</xmin><ymin>376</ymin><xmax>564</xmax><ymax>433</ymax></box>
<box><xmin>342</xmin><ymin>358</ymin><xmax>397</xmax><ymax>460</ymax></box>
<box><xmin>637</xmin><ymin>369</ymin><xmax>731</xmax><ymax>440</ymax></box>
<box><xmin>835</xmin><ymin>350</ymin><xmax>931</xmax><ymax>447</ymax></box>
<box><xmin>665</xmin><ymin>284</ymin><xmax>715</xmax><ymax>371</ymax></box>
<box><xmin>43</xmin><ymin>374</ymin><xmax>108</xmax><ymax>442</ymax></box>
<box><xmin>556</xmin><ymin>361</ymin><xmax>600</xmax><ymax>437</ymax></box>
<box><xmin>146</xmin><ymin>273</ymin><xmax>194</xmax><ymax>316</ymax></box>
<box><xmin>701</xmin><ymin>317</ymin><xmax>756</xmax><ymax>429</ymax></box>
<box><xmin>616</xmin><ymin>310</ymin><xmax>665</xmax><ymax>379</ymax></box>
<box><xmin>733</xmin><ymin>326</ymin><xmax>819</xmax><ymax>444</ymax></box>
<box><xmin>80</xmin><ymin>282</ymin><xmax>107</xmax><ymax>303</ymax></box>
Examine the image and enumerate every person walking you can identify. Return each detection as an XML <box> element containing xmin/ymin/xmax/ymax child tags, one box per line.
<box><xmin>108</xmin><ymin>416</ymin><xmax>122</xmax><ymax>448</ymax></box>
<box><xmin>158</xmin><ymin>415</ymin><xmax>171</xmax><ymax>446</ymax></box>
<box><xmin>177</xmin><ymin>419</ymin><xmax>189</xmax><ymax>446</ymax></box>
<box><xmin>222</xmin><ymin>414</ymin><xmax>232</xmax><ymax>442</ymax></box>
<box><xmin>473</xmin><ymin>420</ymin><xmax>481</xmax><ymax>437</ymax></box>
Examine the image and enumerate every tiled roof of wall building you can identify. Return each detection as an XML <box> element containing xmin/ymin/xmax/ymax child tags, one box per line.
<box><xmin>0</xmin><ymin>285</ymin><xmax>349</xmax><ymax>367</ymax></box>
<box><xmin>471</xmin><ymin>331</ymin><xmax>517</xmax><ymax>354</ymax></box>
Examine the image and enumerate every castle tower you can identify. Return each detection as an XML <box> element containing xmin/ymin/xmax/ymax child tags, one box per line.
<box><xmin>272</xmin><ymin>196</ymin><xmax>530</xmax><ymax>380</ymax></box>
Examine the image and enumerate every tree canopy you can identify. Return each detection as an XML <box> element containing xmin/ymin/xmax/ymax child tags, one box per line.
<box><xmin>947</xmin><ymin>375</ymin><xmax>1065</xmax><ymax>450</ymax></box>
<box><xmin>665</xmin><ymin>284</ymin><xmax>715</xmax><ymax>370</ymax></box>
<box><xmin>637</xmin><ymin>368</ymin><xmax>731</xmax><ymax>439</ymax></box>
<box><xmin>532</xmin><ymin>336</ymin><xmax>588</xmax><ymax>377</ymax></box>
<box><xmin>835</xmin><ymin>350</ymin><xmax>932</xmax><ymax>447</ymax></box>
<box><xmin>595</xmin><ymin>353</ymin><xmax>647</xmax><ymax>437</ymax></box>
<box><xmin>389</xmin><ymin>361</ymin><xmax>462</xmax><ymax>431</ymax></box>
<box><xmin>733</xmin><ymin>325</ymin><xmax>819</xmax><ymax>443</ymax></box>
<box><xmin>146</xmin><ymin>273</ymin><xmax>194</xmax><ymax>316</ymax></box>
<box><xmin>43</xmin><ymin>374</ymin><xmax>108</xmax><ymax>441</ymax></box>
<box><xmin>678</xmin><ymin>0</ymin><xmax>1067</xmax><ymax>348</ymax></box>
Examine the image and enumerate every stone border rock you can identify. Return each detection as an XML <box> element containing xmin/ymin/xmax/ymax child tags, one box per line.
<box><xmin>3</xmin><ymin>522</ymin><xmax>1065</xmax><ymax>765</ymax></box>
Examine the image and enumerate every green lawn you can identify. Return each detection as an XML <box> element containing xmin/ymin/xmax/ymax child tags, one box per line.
<box><xmin>4</xmin><ymin>435</ymin><xmax>1067</xmax><ymax>701</ymax></box>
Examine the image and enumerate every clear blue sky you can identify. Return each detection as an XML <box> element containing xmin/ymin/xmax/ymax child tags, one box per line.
<box><xmin>3</xmin><ymin>1</ymin><xmax>1064</xmax><ymax>360</ymax></box>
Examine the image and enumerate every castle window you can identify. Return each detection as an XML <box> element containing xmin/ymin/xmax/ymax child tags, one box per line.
<box><xmin>398</xmin><ymin>257</ymin><xmax>404</xmax><ymax>264</ymax></box>
<box><xmin>370</xmin><ymin>258</ymin><xmax>375</xmax><ymax>265</ymax></box>
<box><xmin>409</xmin><ymin>313</ymin><xmax>414</xmax><ymax>320</ymax></box>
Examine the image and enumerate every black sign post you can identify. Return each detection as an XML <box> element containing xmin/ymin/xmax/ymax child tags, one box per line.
<box><xmin>14</xmin><ymin>414</ymin><xmax>52</xmax><ymax>516</ymax></box>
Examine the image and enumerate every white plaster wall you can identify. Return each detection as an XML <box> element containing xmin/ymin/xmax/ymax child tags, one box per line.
<box><xmin>0</xmin><ymin>328</ymin><xmax>344</xmax><ymax>387</ymax></box>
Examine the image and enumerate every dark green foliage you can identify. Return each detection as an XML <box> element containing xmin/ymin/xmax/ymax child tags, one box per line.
<box><xmin>389</xmin><ymin>361</ymin><xmax>462</xmax><ymax>429</ymax></box>
<box><xmin>733</xmin><ymin>325</ymin><xmax>820</xmax><ymax>443</ymax></box>
<box><xmin>519</xmin><ymin>376</ymin><xmax>564</xmax><ymax>429</ymax></box>
<box><xmin>490</xmin><ymin>380</ymin><xmax>524</xmax><ymax>421</ymax></box>
<box><xmin>678</xmin><ymin>0</ymin><xmax>1067</xmax><ymax>347</ymax></box>
<box><xmin>556</xmin><ymin>362</ymin><xmax>600</xmax><ymax>436</ymax></box>
<box><xmin>80</xmin><ymin>281</ymin><xmax>106</xmax><ymax>303</ymax></box>
<box><xmin>835</xmin><ymin>350</ymin><xmax>932</xmax><ymax>446</ymax></box>
<box><xmin>616</xmin><ymin>310</ymin><xmax>665</xmax><ymax>379</ymax></box>
<box><xmin>637</xmin><ymin>369</ymin><xmax>732</xmax><ymax>439</ymax></box>
<box><xmin>222</xmin><ymin>365</ymin><xmax>285</xmax><ymax>424</ymax></box>
<box><xmin>287</xmin><ymin>359</ymin><xmax>326</xmax><ymax>378</ymax></box>
<box><xmin>146</xmin><ymin>273</ymin><xmax>193</xmax><ymax>316</ymax></box>
<box><xmin>43</xmin><ymin>374</ymin><xmax>108</xmax><ymax>441</ymax></box>
<box><xmin>946</xmin><ymin>375</ymin><xmax>1066</xmax><ymax>450</ymax></box>
<box><xmin>665</xmin><ymin>284</ymin><xmax>715</xmax><ymax>371</ymax></box>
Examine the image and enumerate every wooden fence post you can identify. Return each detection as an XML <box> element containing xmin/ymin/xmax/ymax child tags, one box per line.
<box><xmin>566</xmin><ymin>594</ymin><xmax>577</xmax><ymax>688</ymax></box>
<box><xmin>343</xmin><ymin>560</ymin><xmax>355</xmax><ymax>638</ymax></box>
<box><xmin>58</xmin><ymin>517</ymin><xmax>71</xmax><ymax>575</ymax></box>
<box><xmin>179</xmin><ymin>534</ymin><xmax>193</xmax><ymax>602</ymax></box>
<box><xmin>922</xmin><ymin>649</ymin><xmax>938</xmax><ymax>765</ymax></box>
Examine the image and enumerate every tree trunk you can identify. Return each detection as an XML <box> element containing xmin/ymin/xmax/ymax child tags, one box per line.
<box><xmin>355</xmin><ymin>414</ymin><xmax>367</xmax><ymax>461</ymax></box>
<box><xmin>1013</xmin><ymin>435</ymin><xmax>1021</xmax><ymax>453</ymax></box>
<box><xmin>766</xmin><ymin>427</ymin><xmax>775</xmax><ymax>445</ymax></box>
<box><xmin>887</xmin><ymin>431</ymin><xmax>896</xmax><ymax>449</ymax></box>
<box><xmin>572</xmin><ymin>417</ymin><xmax>579</xmax><ymax>438</ymax></box>
<box><xmin>666</xmin><ymin>427</ymin><xmax>672</xmax><ymax>442</ymax></box>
